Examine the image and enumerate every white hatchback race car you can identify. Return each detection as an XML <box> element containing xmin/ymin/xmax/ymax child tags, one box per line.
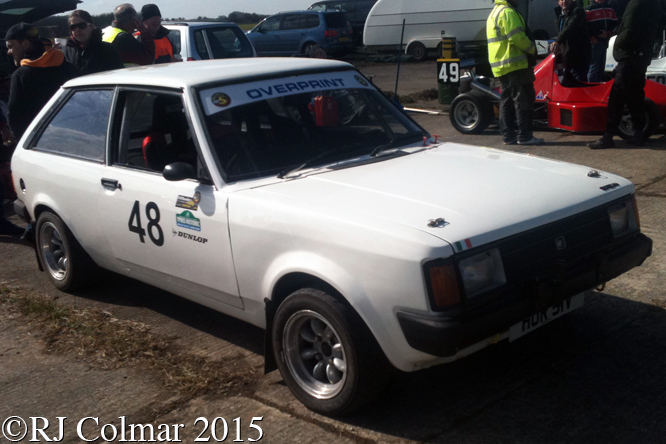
<box><xmin>11</xmin><ymin>58</ymin><xmax>652</xmax><ymax>415</ymax></box>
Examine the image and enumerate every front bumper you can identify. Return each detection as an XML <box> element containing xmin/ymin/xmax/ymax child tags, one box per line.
<box><xmin>397</xmin><ymin>233</ymin><xmax>652</xmax><ymax>357</ymax></box>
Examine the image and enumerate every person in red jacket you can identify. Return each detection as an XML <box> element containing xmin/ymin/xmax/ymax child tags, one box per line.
<box><xmin>586</xmin><ymin>0</ymin><xmax>618</xmax><ymax>82</ymax></box>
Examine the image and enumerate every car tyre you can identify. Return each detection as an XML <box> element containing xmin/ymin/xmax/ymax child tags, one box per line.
<box><xmin>302</xmin><ymin>42</ymin><xmax>317</xmax><ymax>56</ymax></box>
<box><xmin>450</xmin><ymin>92</ymin><xmax>493</xmax><ymax>134</ymax></box>
<box><xmin>618</xmin><ymin>99</ymin><xmax>659</xmax><ymax>140</ymax></box>
<box><xmin>272</xmin><ymin>288</ymin><xmax>391</xmax><ymax>416</ymax></box>
<box><xmin>408</xmin><ymin>42</ymin><xmax>427</xmax><ymax>62</ymax></box>
<box><xmin>36</xmin><ymin>211</ymin><xmax>99</xmax><ymax>291</ymax></box>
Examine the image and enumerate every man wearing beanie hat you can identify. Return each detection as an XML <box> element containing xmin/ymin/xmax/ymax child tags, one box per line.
<box><xmin>5</xmin><ymin>22</ymin><xmax>78</xmax><ymax>140</ymax></box>
<box><xmin>135</xmin><ymin>4</ymin><xmax>174</xmax><ymax>64</ymax></box>
<box><xmin>102</xmin><ymin>3</ymin><xmax>155</xmax><ymax>66</ymax></box>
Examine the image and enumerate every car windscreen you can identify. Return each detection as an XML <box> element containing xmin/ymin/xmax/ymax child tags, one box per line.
<box><xmin>323</xmin><ymin>12</ymin><xmax>349</xmax><ymax>28</ymax></box>
<box><xmin>198</xmin><ymin>71</ymin><xmax>424</xmax><ymax>182</ymax></box>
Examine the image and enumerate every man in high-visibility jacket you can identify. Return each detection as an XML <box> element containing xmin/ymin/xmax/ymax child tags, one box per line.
<box><xmin>102</xmin><ymin>3</ymin><xmax>154</xmax><ymax>67</ymax></box>
<box><xmin>487</xmin><ymin>0</ymin><xmax>543</xmax><ymax>145</ymax></box>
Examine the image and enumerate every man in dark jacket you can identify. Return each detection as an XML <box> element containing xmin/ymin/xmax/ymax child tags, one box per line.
<box><xmin>102</xmin><ymin>3</ymin><xmax>155</xmax><ymax>66</ymax></box>
<box><xmin>5</xmin><ymin>23</ymin><xmax>78</xmax><ymax>140</ymax></box>
<box><xmin>551</xmin><ymin>0</ymin><xmax>591</xmax><ymax>85</ymax></box>
<box><xmin>589</xmin><ymin>0</ymin><xmax>662</xmax><ymax>148</ymax></box>
<box><xmin>586</xmin><ymin>0</ymin><xmax>619</xmax><ymax>81</ymax></box>
<box><xmin>63</xmin><ymin>9</ymin><xmax>124</xmax><ymax>75</ymax></box>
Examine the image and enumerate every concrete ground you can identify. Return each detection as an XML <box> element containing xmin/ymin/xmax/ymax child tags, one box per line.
<box><xmin>1</xmin><ymin>60</ymin><xmax>666</xmax><ymax>443</ymax></box>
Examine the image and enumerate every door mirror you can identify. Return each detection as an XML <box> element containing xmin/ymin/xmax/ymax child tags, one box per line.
<box><xmin>163</xmin><ymin>162</ymin><xmax>197</xmax><ymax>181</ymax></box>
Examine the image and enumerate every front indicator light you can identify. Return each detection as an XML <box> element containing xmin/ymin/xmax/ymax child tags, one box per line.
<box><xmin>428</xmin><ymin>264</ymin><xmax>460</xmax><ymax>308</ymax></box>
<box><xmin>632</xmin><ymin>196</ymin><xmax>641</xmax><ymax>230</ymax></box>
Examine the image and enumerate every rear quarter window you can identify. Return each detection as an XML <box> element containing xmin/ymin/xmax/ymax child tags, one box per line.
<box><xmin>324</xmin><ymin>12</ymin><xmax>348</xmax><ymax>28</ymax></box>
<box><xmin>32</xmin><ymin>89</ymin><xmax>113</xmax><ymax>162</ymax></box>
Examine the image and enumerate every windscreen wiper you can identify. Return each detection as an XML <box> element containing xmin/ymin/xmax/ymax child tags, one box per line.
<box><xmin>369</xmin><ymin>132</ymin><xmax>427</xmax><ymax>157</ymax></box>
<box><xmin>278</xmin><ymin>146</ymin><xmax>360</xmax><ymax>179</ymax></box>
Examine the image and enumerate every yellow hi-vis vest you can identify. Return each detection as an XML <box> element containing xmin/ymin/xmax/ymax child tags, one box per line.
<box><xmin>102</xmin><ymin>27</ymin><xmax>138</xmax><ymax>67</ymax></box>
<box><xmin>102</xmin><ymin>26</ymin><xmax>124</xmax><ymax>43</ymax></box>
<box><xmin>486</xmin><ymin>0</ymin><xmax>536</xmax><ymax>77</ymax></box>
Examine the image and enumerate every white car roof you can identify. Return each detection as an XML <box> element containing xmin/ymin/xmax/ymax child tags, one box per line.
<box><xmin>63</xmin><ymin>58</ymin><xmax>354</xmax><ymax>90</ymax></box>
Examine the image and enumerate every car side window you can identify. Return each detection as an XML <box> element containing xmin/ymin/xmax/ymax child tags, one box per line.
<box><xmin>206</xmin><ymin>28</ymin><xmax>254</xmax><ymax>58</ymax></box>
<box><xmin>282</xmin><ymin>15</ymin><xmax>302</xmax><ymax>30</ymax></box>
<box><xmin>111</xmin><ymin>91</ymin><xmax>208</xmax><ymax>179</ymax></box>
<box><xmin>32</xmin><ymin>89</ymin><xmax>112</xmax><ymax>162</ymax></box>
<box><xmin>260</xmin><ymin>16</ymin><xmax>280</xmax><ymax>32</ymax></box>
<box><xmin>340</xmin><ymin>2</ymin><xmax>355</xmax><ymax>13</ymax></box>
<box><xmin>303</xmin><ymin>15</ymin><xmax>320</xmax><ymax>29</ymax></box>
<box><xmin>194</xmin><ymin>30</ymin><xmax>209</xmax><ymax>59</ymax></box>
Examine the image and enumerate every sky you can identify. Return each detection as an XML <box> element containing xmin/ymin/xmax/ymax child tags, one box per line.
<box><xmin>78</xmin><ymin>0</ymin><xmax>315</xmax><ymax>19</ymax></box>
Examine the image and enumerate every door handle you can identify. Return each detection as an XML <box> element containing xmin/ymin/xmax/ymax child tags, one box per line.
<box><xmin>101</xmin><ymin>178</ymin><xmax>121</xmax><ymax>190</ymax></box>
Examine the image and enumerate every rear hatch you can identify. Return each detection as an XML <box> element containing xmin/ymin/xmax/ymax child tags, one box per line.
<box><xmin>4</xmin><ymin>0</ymin><xmax>81</xmax><ymax>32</ymax></box>
<box><xmin>323</xmin><ymin>12</ymin><xmax>353</xmax><ymax>46</ymax></box>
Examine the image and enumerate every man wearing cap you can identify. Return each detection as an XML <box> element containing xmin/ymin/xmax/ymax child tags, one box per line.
<box><xmin>102</xmin><ymin>3</ymin><xmax>155</xmax><ymax>66</ymax></box>
<box><xmin>136</xmin><ymin>4</ymin><xmax>174</xmax><ymax>64</ymax></box>
<box><xmin>5</xmin><ymin>22</ymin><xmax>78</xmax><ymax>141</ymax></box>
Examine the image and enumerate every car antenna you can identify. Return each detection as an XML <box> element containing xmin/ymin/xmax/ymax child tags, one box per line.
<box><xmin>393</xmin><ymin>19</ymin><xmax>406</xmax><ymax>109</ymax></box>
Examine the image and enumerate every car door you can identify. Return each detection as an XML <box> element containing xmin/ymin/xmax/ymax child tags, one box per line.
<box><xmin>248</xmin><ymin>15</ymin><xmax>281</xmax><ymax>55</ymax></box>
<box><xmin>279</xmin><ymin>14</ymin><xmax>307</xmax><ymax>54</ymax></box>
<box><xmin>99</xmin><ymin>88</ymin><xmax>242</xmax><ymax>309</ymax></box>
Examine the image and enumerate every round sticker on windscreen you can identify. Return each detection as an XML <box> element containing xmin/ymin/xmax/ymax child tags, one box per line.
<box><xmin>211</xmin><ymin>93</ymin><xmax>231</xmax><ymax>107</ymax></box>
<box><xmin>354</xmin><ymin>75</ymin><xmax>368</xmax><ymax>86</ymax></box>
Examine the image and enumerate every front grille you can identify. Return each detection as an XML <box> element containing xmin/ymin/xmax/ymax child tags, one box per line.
<box><xmin>497</xmin><ymin>200</ymin><xmax>616</xmax><ymax>283</ymax></box>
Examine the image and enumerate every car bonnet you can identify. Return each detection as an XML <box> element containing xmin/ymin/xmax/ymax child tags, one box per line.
<box><xmin>245</xmin><ymin>142</ymin><xmax>634</xmax><ymax>249</ymax></box>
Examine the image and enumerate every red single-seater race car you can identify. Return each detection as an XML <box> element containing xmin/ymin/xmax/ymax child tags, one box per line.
<box><xmin>450</xmin><ymin>54</ymin><xmax>666</xmax><ymax>139</ymax></box>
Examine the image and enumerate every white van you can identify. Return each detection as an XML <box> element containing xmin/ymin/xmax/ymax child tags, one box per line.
<box><xmin>363</xmin><ymin>0</ymin><xmax>558</xmax><ymax>61</ymax></box>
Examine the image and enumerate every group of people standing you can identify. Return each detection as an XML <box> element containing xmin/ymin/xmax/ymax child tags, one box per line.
<box><xmin>487</xmin><ymin>0</ymin><xmax>663</xmax><ymax>149</ymax></box>
<box><xmin>0</xmin><ymin>3</ymin><xmax>174</xmax><ymax>236</ymax></box>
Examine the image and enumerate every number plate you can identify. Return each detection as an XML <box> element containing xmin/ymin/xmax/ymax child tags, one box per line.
<box><xmin>339</xmin><ymin>37</ymin><xmax>349</xmax><ymax>42</ymax></box>
<box><xmin>509</xmin><ymin>293</ymin><xmax>585</xmax><ymax>342</ymax></box>
<box><xmin>437</xmin><ymin>58</ymin><xmax>460</xmax><ymax>85</ymax></box>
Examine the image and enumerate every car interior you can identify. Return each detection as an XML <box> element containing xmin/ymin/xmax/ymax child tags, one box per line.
<box><xmin>113</xmin><ymin>91</ymin><xmax>205</xmax><ymax>179</ymax></box>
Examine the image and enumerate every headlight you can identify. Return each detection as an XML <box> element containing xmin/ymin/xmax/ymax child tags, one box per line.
<box><xmin>609</xmin><ymin>204</ymin><xmax>628</xmax><ymax>234</ymax></box>
<box><xmin>608</xmin><ymin>199</ymin><xmax>638</xmax><ymax>237</ymax></box>
<box><xmin>458</xmin><ymin>248</ymin><xmax>506</xmax><ymax>298</ymax></box>
<box><xmin>425</xmin><ymin>248</ymin><xmax>506</xmax><ymax>310</ymax></box>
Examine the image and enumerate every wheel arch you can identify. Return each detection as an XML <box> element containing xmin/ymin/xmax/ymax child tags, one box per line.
<box><xmin>301</xmin><ymin>40</ymin><xmax>318</xmax><ymax>53</ymax></box>
<box><xmin>264</xmin><ymin>270</ymin><xmax>360</xmax><ymax>374</ymax></box>
<box><xmin>404</xmin><ymin>38</ymin><xmax>440</xmax><ymax>53</ymax></box>
<box><xmin>33</xmin><ymin>203</ymin><xmax>57</xmax><ymax>221</ymax></box>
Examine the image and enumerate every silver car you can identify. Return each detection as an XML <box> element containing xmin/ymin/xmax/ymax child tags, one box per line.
<box><xmin>164</xmin><ymin>21</ymin><xmax>256</xmax><ymax>61</ymax></box>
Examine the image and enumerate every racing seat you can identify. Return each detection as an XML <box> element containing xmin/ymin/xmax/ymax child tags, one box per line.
<box><xmin>142</xmin><ymin>95</ymin><xmax>192</xmax><ymax>171</ymax></box>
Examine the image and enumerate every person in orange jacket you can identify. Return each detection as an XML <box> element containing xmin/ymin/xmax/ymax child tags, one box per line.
<box><xmin>136</xmin><ymin>4</ymin><xmax>175</xmax><ymax>64</ymax></box>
